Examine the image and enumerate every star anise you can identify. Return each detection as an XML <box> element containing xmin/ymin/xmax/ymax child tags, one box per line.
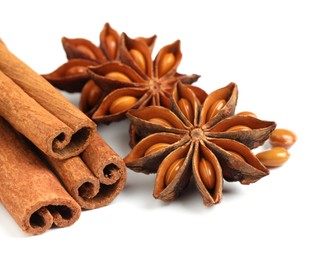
<box><xmin>87</xmin><ymin>33</ymin><xmax>204</xmax><ymax>123</ymax></box>
<box><xmin>124</xmin><ymin>82</ymin><xmax>276</xmax><ymax>206</ymax></box>
<box><xmin>42</xmin><ymin>23</ymin><xmax>156</xmax><ymax>116</ymax></box>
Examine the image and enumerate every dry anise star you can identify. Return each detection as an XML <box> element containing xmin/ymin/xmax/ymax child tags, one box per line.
<box><xmin>124</xmin><ymin>82</ymin><xmax>276</xmax><ymax>206</ymax></box>
<box><xmin>42</xmin><ymin>23</ymin><xmax>156</xmax><ymax>115</ymax></box>
<box><xmin>87</xmin><ymin>33</ymin><xmax>204</xmax><ymax>123</ymax></box>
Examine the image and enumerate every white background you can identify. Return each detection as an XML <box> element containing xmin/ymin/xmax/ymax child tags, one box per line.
<box><xmin>1</xmin><ymin>0</ymin><xmax>333</xmax><ymax>259</ymax></box>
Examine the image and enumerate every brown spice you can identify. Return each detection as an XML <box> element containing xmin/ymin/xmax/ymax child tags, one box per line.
<box><xmin>0</xmin><ymin>38</ymin><xmax>126</xmax><ymax>232</ymax></box>
<box><xmin>269</xmin><ymin>128</ymin><xmax>297</xmax><ymax>148</ymax></box>
<box><xmin>88</xmin><ymin>33</ymin><xmax>204</xmax><ymax>123</ymax></box>
<box><xmin>0</xmin><ymin>41</ymin><xmax>96</xmax><ymax>159</ymax></box>
<box><xmin>44</xmin><ymin>133</ymin><xmax>126</xmax><ymax>209</ymax></box>
<box><xmin>81</xmin><ymin>133</ymin><xmax>126</xmax><ymax>185</ymax></box>
<box><xmin>43</xmin><ymin>23</ymin><xmax>157</xmax><ymax>114</ymax></box>
<box><xmin>0</xmin><ymin>71</ymin><xmax>88</xmax><ymax>159</ymax></box>
<box><xmin>236</xmin><ymin>111</ymin><xmax>257</xmax><ymax>117</ymax></box>
<box><xmin>256</xmin><ymin>147</ymin><xmax>290</xmax><ymax>168</ymax></box>
<box><xmin>124</xmin><ymin>82</ymin><xmax>276</xmax><ymax>206</ymax></box>
<box><xmin>0</xmin><ymin>117</ymin><xmax>81</xmax><ymax>235</ymax></box>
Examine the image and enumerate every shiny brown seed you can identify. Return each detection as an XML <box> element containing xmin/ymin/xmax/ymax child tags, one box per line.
<box><xmin>148</xmin><ymin>118</ymin><xmax>172</xmax><ymax>128</ymax></box>
<box><xmin>178</xmin><ymin>98</ymin><xmax>194</xmax><ymax>123</ymax></box>
<box><xmin>144</xmin><ymin>143</ymin><xmax>170</xmax><ymax>156</ymax></box>
<box><xmin>226</xmin><ymin>150</ymin><xmax>245</xmax><ymax>161</ymax></box>
<box><xmin>105</xmin><ymin>72</ymin><xmax>132</xmax><ymax>83</ymax></box>
<box><xmin>206</xmin><ymin>99</ymin><xmax>226</xmax><ymax>121</ymax></box>
<box><xmin>165</xmin><ymin>158</ymin><xmax>185</xmax><ymax>187</ymax></box>
<box><xmin>270</xmin><ymin>128</ymin><xmax>297</xmax><ymax>148</ymax></box>
<box><xmin>129</xmin><ymin>49</ymin><xmax>146</xmax><ymax>73</ymax></box>
<box><xmin>64</xmin><ymin>65</ymin><xmax>87</xmax><ymax>76</ymax></box>
<box><xmin>105</xmin><ymin>34</ymin><xmax>117</xmax><ymax>59</ymax></box>
<box><xmin>76</xmin><ymin>45</ymin><xmax>96</xmax><ymax>60</ymax></box>
<box><xmin>199</xmin><ymin>158</ymin><xmax>216</xmax><ymax>190</ymax></box>
<box><xmin>158</xmin><ymin>53</ymin><xmax>175</xmax><ymax>77</ymax></box>
<box><xmin>225</xmin><ymin>125</ymin><xmax>252</xmax><ymax>132</ymax></box>
<box><xmin>86</xmin><ymin>82</ymin><xmax>103</xmax><ymax>107</ymax></box>
<box><xmin>87</xmin><ymin>87</ymin><xmax>103</xmax><ymax>108</ymax></box>
<box><xmin>236</xmin><ymin>111</ymin><xmax>257</xmax><ymax>118</ymax></box>
<box><xmin>109</xmin><ymin>96</ymin><xmax>138</xmax><ymax>114</ymax></box>
<box><xmin>256</xmin><ymin>147</ymin><xmax>290</xmax><ymax>168</ymax></box>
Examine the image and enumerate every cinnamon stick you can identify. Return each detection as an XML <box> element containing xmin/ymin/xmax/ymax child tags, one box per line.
<box><xmin>46</xmin><ymin>134</ymin><xmax>127</xmax><ymax>209</ymax></box>
<box><xmin>81</xmin><ymin>132</ymin><xmax>125</xmax><ymax>185</ymax></box>
<box><xmin>0</xmin><ymin>41</ymin><xmax>96</xmax><ymax>159</ymax></box>
<box><xmin>0</xmin><ymin>117</ymin><xmax>81</xmax><ymax>235</ymax></box>
<box><xmin>0</xmin><ymin>71</ymin><xmax>79</xmax><ymax>159</ymax></box>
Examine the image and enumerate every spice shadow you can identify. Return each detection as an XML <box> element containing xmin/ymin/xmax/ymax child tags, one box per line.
<box><xmin>98</xmin><ymin>119</ymin><xmax>132</xmax><ymax>158</ymax></box>
<box><xmin>174</xmin><ymin>180</ymin><xmax>241</xmax><ymax>212</ymax></box>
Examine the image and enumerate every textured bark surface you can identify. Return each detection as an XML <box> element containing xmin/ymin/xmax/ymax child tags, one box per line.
<box><xmin>0</xmin><ymin>118</ymin><xmax>81</xmax><ymax>235</ymax></box>
<box><xmin>47</xmin><ymin>133</ymin><xmax>127</xmax><ymax>210</ymax></box>
<box><xmin>0</xmin><ymin>71</ymin><xmax>73</xmax><ymax>159</ymax></box>
<box><xmin>0</xmin><ymin>42</ymin><xmax>96</xmax><ymax>159</ymax></box>
<box><xmin>81</xmin><ymin>132</ymin><xmax>126</xmax><ymax>185</ymax></box>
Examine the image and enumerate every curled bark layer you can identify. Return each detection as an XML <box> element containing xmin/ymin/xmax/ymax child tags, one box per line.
<box><xmin>0</xmin><ymin>42</ymin><xmax>96</xmax><ymax>159</ymax></box>
<box><xmin>0</xmin><ymin>118</ymin><xmax>81</xmax><ymax>235</ymax></box>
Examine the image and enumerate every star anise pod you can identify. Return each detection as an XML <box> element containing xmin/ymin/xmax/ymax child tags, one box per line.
<box><xmin>124</xmin><ymin>82</ymin><xmax>276</xmax><ymax>206</ymax></box>
<box><xmin>87</xmin><ymin>33</ymin><xmax>204</xmax><ymax>123</ymax></box>
<box><xmin>42</xmin><ymin>23</ymin><xmax>156</xmax><ymax>115</ymax></box>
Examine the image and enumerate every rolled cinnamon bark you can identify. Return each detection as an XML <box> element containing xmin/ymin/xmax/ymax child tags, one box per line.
<box><xmin>0</xmin><ymin>117</ymin><xmax>81</xmax><ymax>235</ymax></box>
<box><xmin>47</xmin><ymin>152</ymin><xmax>127</xmax><ymax>210</ymax></box>
<box><xmin>0</xmin><ymin>42</ymin><xmax>96</xmax><ymax>159</ymax></box>
<box><xmin>45</xmin><ymin>132</ymin><xmax>126</xmax><ymax>209</ymax></box>
<box><xmin>81</xmin><ymin>133</ymin><xmax>125</xmax><ymax>185</ymax></box>
<box><xmin>0</xmin><ymin>71</ymin><xmax>77</xmax><ymax>159</ymax></box>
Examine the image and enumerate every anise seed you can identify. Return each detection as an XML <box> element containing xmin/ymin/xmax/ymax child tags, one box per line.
<box><xmin>225</xmin><ymin>125</ymin><xmax>251</xmax><ymax>132</ymax></box>
<box><xmin>206</xmin><ymin>99</ymin><xmax>226</xmax><ymax>121</ymax></box>
<box><xmin>236</xmin><ymin>111</ymin><xmax>257</xmax><ymax>118</ymax></box>
<box><xmin>199</xmin><ymin>158</ymin><xmax>216</xmax><ymax>190</ymax></box>
<box><xmin>129</xmin><ymin>49</ymin><xmax>146</xmax><ymax>73</ymax></box>
<box><xmin>105</xmin><ymin>34</ymin><xmax>117</xmax><ymax>59</ymax></box>
<box><xmin>84</xmin><ymin>81</ymin><xmax>103</xmax><ymax>107</ymax></box>
<box><xmin>256</xmin><ymin>147</ymin><xmax>290</xmax><ymax>167</ymax></box>
<box><xmin>227</xmin><ymin>150</ymin><xmax>245</xmax><ymax>161</ymax></box>
<box><xmin>76</xmin><ymin>45</ymin><xmax>96</xmax><ymax>60</ymax></box>
<box><xmin>105</xmin><ymin>72</ymin><xmax>132</xmax><ymax>83</ymax></box>
<box><xmin>148</xmin><ymin>118</ymin><xmax>172</xmax><ymax>128</ymax></box>
<box><xmin>109</xmin><ymin>96</ymin><xmax>138</xmax><ymax>114</ymax></box>
<box><xmin>178</xmin><ymin>98</ymin><xmax>194</xmax><ymax>123</ymax></box>
<box><xmin>144</xmin><ymin>143</ymin><xmax>170</xmax><ymax>156</ymax></box>
<box><xmin>159</xmin><ymin>53</ymin><xmax>175</xmax><ymax>77</ymax></box>
<box><xmin>269</xmin><ymin>128</ymin><xmax>297</xmax><ymax>148</ymax></box>
<box><xmin>64</xmin><ymin>65</ymin><xmax>87</xmax><ymax>76</ymax></box>
<box><xmin>165</xmin><ymin>158</ymin><xmax>185</xmax><ymax>187</ymax></box>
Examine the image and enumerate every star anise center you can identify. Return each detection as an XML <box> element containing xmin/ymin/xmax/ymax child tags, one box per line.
<box><xmin>190</xmin><ymin>127</ymin><xmax>205</xmax><ymax>141</ymax></box>
<box><xmin>148</xmin><ymin>79</ymin><xmax>162</xmax><ymax>94</ymax></box>
<box><xmin>147</xmin><ymin>78</ymin><xmax>173</xmax><ymax>98</ymax></box>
